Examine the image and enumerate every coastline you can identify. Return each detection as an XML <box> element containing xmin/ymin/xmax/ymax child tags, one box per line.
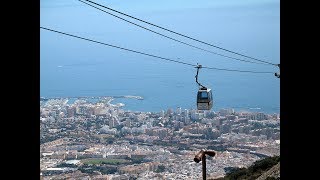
<box><xmin>41</xmin><ymin>95</ymin><xmax>279</xmax><ymax>115</ymax></box>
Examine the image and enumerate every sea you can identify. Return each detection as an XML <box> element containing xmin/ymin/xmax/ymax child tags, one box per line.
<box><xmin>40</xmin><ymin>59</ymin><xmax>280</xmax><ymax>114</ymax></box>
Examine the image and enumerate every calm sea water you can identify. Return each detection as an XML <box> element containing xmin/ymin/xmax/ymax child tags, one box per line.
<box><xmin>40</xmin><ymin>0</ymin><xmax>280</xmax><ymax>114</ymax></box>
<box><xmin>40</xmin><ymin>60</ymin><xmax>280</xmax><ymax>114</ymax></box>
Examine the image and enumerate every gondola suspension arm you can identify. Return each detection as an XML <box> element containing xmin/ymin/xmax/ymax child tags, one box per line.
<box><xmin>195</xmin><ymin>64</ymin><xmax>206</xmax><ymax>89</ymax></box>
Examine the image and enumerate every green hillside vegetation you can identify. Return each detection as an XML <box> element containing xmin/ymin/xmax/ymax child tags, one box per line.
<box><xmin>215</xmin><ymin>156</ymin><xmax>280</xmax><ymax>180</ymax></box>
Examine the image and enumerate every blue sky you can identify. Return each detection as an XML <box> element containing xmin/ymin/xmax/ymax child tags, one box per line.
<box><xmin>40</xmin><ymin>0</ymin><xmax>279</xmax><ymax>67</ymax></box>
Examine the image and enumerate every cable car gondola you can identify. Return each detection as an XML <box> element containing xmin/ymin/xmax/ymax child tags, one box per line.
<box><xmin>195</xmin><ymin>64</ymin><xmax>213</xmax><ymax>110</ymax></box>
<box><xmin>197</xmin><ymin>87</ymin><xmax>213</xmax><ymax>110</ymax></box>
<box><xmin>274</xmin><ymin>64</ymin><xmax>280</xmax><ymax>78</ymax></box>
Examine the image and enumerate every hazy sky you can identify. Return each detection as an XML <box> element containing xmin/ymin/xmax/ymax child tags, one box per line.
<box><xmin>41</xmin><ymin>0</ymin><xmax>279</xmax><ymax>68</ymax></box>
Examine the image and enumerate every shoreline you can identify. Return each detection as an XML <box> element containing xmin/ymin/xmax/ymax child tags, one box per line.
<box><xmin>40</xmin><ymin>95</ymin><xmax>280</xmax><ymax>115</ymax></box>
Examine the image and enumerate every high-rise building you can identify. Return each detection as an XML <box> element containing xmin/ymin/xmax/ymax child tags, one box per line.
<box><xmin>109</xmin><ymin>109</ymin><xmax>116</xmax><ymax>117</ymax></box>
<box><xmin>160</xmin><ymin>110</ymin><xmax>165</xmax><ymax>118</ymax></box>
<box><xmin>184</xmin><ymin>109</ymin><xmax>189</xmax><ymax>116</ymax></box>
<box><xmin>272</xmin><ymin>113</ymin><xmax>280</xmax><ymax>120</ymax></box>
<box><xmin>109</xmin><ymin>116</ymin><xmax>119</xmax><ymax>128</ymax></box>
<box><xmin>226</xmin><ymin>115</ymin><xmax>237</xmax><ymax>120</ymax></box>
<box><xmin>190</xmin><ymin>111</ymin><xmax>198</xmax><ymax>120</ymax></box>
<box><xmin>176</xmin><ymin>107</ymin><xmax>182</xmax><ymax>115</ymax></box>
<box><xmin>66</xmin><ymin>106</ymin><xmax>76</xmax><ymax>117</ymax></box>
<box><xmin>219</xmin><ymin>108</ymin><xmax>235</xmax><ymax>116</ymax></box>
<box><xmin>184</xmin><ymin>117</ymin><xmax>190</xmax><ymax>125</ymax></box>
<box><xmin>256</xmin><ymin>112</ymin><xmax>267</xmax><ymax>121</ymax></box>
<box><xmin>124</xmin><ymin>119</ymin><xmax>132</xmax><ymax>128</ymax></box>
<box><xmin>146</xmin><ymin>121</ymin><xmax>152</xmax><ymax>128</ymax></box>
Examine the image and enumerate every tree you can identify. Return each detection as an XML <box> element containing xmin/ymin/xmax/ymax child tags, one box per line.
<box><xmin>156</xmin><ymin>165</ymin><xmax>165</xmax><ymax>173</ymax></box>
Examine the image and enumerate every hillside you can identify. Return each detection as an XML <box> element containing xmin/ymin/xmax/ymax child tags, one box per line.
<box><xmin>256</xmin><ymin>162</ymin><xmax>280</xmax><ymax>180</ymax></box>
<box><xmin>211</xmin><ymin>156</ymin><xmax>280</xmax><ymax>180</ymax></box>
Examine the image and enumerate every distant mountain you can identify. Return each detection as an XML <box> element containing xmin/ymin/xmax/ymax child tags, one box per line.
<box><xmin>211</xmin><ymin>156</ymin><xmax>280</xmax><ymax>180</ymax></box>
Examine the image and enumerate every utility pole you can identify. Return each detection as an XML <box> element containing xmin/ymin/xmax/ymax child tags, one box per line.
<box><xmin>194</xmin><ymin>150</ymin><xmax>216</xmax><ymax>180</ymax></box>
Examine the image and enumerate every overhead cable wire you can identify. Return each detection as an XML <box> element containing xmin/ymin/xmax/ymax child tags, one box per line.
<box><xmin>79</xmin><ymin>0</ymin><xmax>265</xmax><ymax>65</ymax></box>
<box><xmin>201</xmin><ymin>66</ymin><xmax>270</xmax><ymax>73</ymax></box>
<box><xmin>40</xmin><ymin>26</ymin><xmax>193</xmax><ymax>67</ymax></box>
<box><xmin>82</xmin><ymin>0</ymin><xmax>278</xmax><ymax>66</ymax></box>
<box><xmin>40</xmin><ymin>26</ymin><xmax>274</xmax><ymax>74</ymax></box>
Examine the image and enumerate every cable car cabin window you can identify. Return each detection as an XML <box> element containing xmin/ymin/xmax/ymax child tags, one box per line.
<box><xmin>201</xmin><ymin>92</ymin><xmax>208</xmax><ymax>99</ymax></box>
<box><xmin>198</xmin><ymin>91</ymin><xmax>209</xmax><ymax>100</ymax></box>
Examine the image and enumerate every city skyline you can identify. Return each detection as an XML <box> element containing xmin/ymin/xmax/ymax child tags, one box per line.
<box><xmin>40</xmin><ymin>96</ymin><xmax>279</xmax><ymax>179</ymax></box>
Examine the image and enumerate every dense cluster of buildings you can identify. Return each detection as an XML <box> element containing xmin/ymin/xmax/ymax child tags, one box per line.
<box><xmin>40</xmin><ymin>97</ymin><xmax>280</xmax><ymax>179</ymax></box>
